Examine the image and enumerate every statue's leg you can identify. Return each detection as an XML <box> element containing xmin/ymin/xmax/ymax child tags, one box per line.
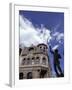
<box><xmin>54</xmin><ymin>63</ymin><xmax>59</xmax><ymax>77</ymax></box>
<box><xmin>57</xmin><ymin>64</ymin><xmax>64</xmax><ymax>77</ymax></box>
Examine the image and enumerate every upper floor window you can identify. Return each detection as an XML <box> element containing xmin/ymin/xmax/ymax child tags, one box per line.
<box><xmin>44</xmin><ymin>47</ymin><xmax>46</xmax><ymax>50</ymax></box>
<box><xmin>42</xmin><ymin>57</ymin><xmax>46</xmax><ymax>65</ymax></box>
<box><xmin>43</xmin><ymin>47</ymin><xmax>46</xmax><ymax>52</ymax></box>
<box><xmin>32</xmin><ymin>57</ymin><xmax>35</xmax><ymax>64</ymax></box>
<box><xmin>35</xmin><ymin>56</ymin><xmax>40</xmax><ymax>64</ymax></box>
<box><xmin>36</xmin><ymin>57</ymin><xmax>39</xmax><ymax>59</ymax></box>
<box><xmin>27</xmin><ymin>58</ymin><xmax>31</xmax><ymax>65</ymax></box>
<box><xmin>40</xmin><ymin>46</ymin><xmax>42</xmax><ymax>49</ymax></box>
<box><xmin>29</xmin><ymin>47</ymin><xmax>34</xmax><ymax>51</ymax></box>
<box><xmin>32</xmin><ymin>57</ymin><xmax>35</xmax><ymax>60</ymax></box>
<box><xmin>22</xmin><ymin>58</ymin><xmax>26</xmax><ymax>65</ymax></box>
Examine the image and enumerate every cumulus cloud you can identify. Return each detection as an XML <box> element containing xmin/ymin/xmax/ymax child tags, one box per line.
<box><xmin>19</xmin><ymin>15</ymin><xmax>52</xmax><ymax>47</ymax></box>
<box><xmin>19</xmin><ymin>15</ymin><xmax>64</xmax><ymax>49</ymax></box>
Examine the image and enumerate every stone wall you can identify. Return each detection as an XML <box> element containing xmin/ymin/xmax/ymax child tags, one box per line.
<box><xmin>19</xmin><ymin>43</ymin><xmax>51</xmax><ymax>79</ymax></box>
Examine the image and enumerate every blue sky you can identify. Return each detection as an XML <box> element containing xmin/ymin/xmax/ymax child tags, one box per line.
<box><xmin>19</xmin><ymin>10</ymin><xmax>64</xmax><ymax>77</ymax></box>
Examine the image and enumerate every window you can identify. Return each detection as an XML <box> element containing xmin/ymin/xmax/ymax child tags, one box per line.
<box><xmin>44</xmin><ymin>47</ymin><xmax>45</xmax><ymax>49</ymax></box>
<box><xmin>29</xmin><ymin>47</ymin><xmax>34</xmax><ymax>51</ymax></box>
<box><xmin>27</xmin><ymin>58</ymin><xmax>32</xmax><ymax>65</ymax></box>
<box><xmin>36</xmin><ymin>57</ymin><xmax>39</xmax><ymax>59</ymax></box>
<box><xmin>23</xmin><ymin>58</ymin><xmax>26</xmax><ymax>60</ymax></box>
<box><xmin>32</xmin><ymin>57</ymin><xmax>35</xmax><ymax>64</ymax></box>
<box><xmin>40</xmin><ymin>46</ymin><xmax>42</xmax><ymax>49</ymax></box>
<box><xmin>19</xmin><ymin>48</ymin><xmax>22</xmax><ymax>55</ymax></box>
<box><xmin>27</xmin><ymin>58</ymin><xmax>30</xmax><ymax>64</ymax></box>
<box><xmin>42</xmin><ymin>57</ymin><xmax>46</xmax><ymax>65</ymax></box>
<box><xmin>40</xmin><ymin>70</ymin><xmax>47</xmax><ymax>78</ymax></box>
<box><xmin>43</xmin><ymin>47</ymin><xmax>46</xmax><ymax>52</ymax></box>
<box><xmin>22</xmin><ymin>58</ymin><xmax>26</xmax><ymax>65</ymax></box>
<box><xmin>27</xmin><ymin>58</ymin><xmax>30</xmax><ymax>60</ymax></box>
<box><xmin>19</xmin><ymin>72</ymin><xmax>23</xmax><ymax>79</ymax></box>
<box><xmin>35</xmin><ymin>56</ymin><xmax>40</xmax><ymax>64</ymax></box>
<box><xmin>44</xmin><ymin>47</ymin><xmax>46</xmax><ymax>50</ymax></box>
<box><xmin>40</xmin><ymin>46</ymin><xmax>43</xmax><ymax>51</ymax></box>
<box><xmin>27</xmin><ymin>72</ymin><xmax>32</xmax><ymax>79</ymax></box>
<box><xmin>39</xmin><ymin>46</ymin><xmax>44</xmax><ymax>52</ymax></box>
<box><xmin>32</xmin><ymin>57</ymin><xmax>35</xmax><ymax>60</ymax></box>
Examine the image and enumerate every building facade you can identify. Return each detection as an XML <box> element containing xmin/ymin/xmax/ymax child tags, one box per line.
<box><xmin>19</xmin><ymin>43</ymin><xmax>51</xmax><ymax>79</ymax></box>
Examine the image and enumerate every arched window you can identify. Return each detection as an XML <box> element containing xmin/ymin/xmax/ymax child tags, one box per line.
<box><xmin>29</xmin><ymin>47</ymin><xmax>34</xmax><ymax>51</ymax></box>
<box><xmin>43</xmin><ymin>57</ymin><xmax>46</xmax><ymax>60</ymax></box>
<box><xmin>22</xmin><ymin>58</ymin><xmax>26</xmax><ymax>65</ymax></box>
<box><xmin>36</xmin><ymin>57</ymin><xmax>39</xmax><ymax>59</ymax></box>
<box><xmin>43</xmin><ymin>47</ymin><xmax>46</xmax><ymax>51</ymax></box>
<box><xmin>40</xmin><ymin>46</ymin><xmax>42</xmax><ymax>49</ymax></box>
<box><xmin>19</xmin><ymin>72</ymin><xmax>23</xmax><ymax>79</ymax></box>
<box><xmin>39</xmin><ymin>46</ymin><xmax>43</xmax><ymax>52</ymax></box>
<box><xmin>27</xmin><ymin>58</ymin><xmax>29</xmax><ymax>64</ymax></box>
<box><xmin>44</xmin><ymin>47</ymin><xmax>46</xmax><ymax>50</ymax></box>
<box><xmin>35</xmin><ymin>56</ymin><xmax>40</xmax><ymax>64</ymax></box>
<box><xmin>32</xmin><ymin>57</ymin><xmax>35</xmax><ymax>60</ymax></box>
<box><xmin>32</xmin><ymin>57</ymin><xmax>35</xmax><ymax>64</ymax></box>
<box><xmin>27</xmin><ymin>58</ymin><xmax>31</xmax><ymax>64</ymax></box>
<box><xmin>27</xmin><ymin>72</ymin><xmax>32</xmax><ymax>79</ymax></box>
<box><xmin>40</xmin><ymin>70</ymin><xmax>47</xmax><ymax>78</ymax></box>
<box><xmin>42</xmin><ymin>57</ymin><xmax>46</xmax><ymax>65</ymax></box>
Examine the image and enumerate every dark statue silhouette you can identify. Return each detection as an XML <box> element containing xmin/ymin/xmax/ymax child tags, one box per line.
<box><xmin>49</xmin><ymin>46</ymin><xmax>64</xmax><ymax>77</ymax></box>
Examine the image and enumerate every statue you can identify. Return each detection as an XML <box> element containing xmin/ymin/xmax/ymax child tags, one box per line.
<box><xmin>49</xmin><ymin>46</ymin><xmax>64</xmax><ymax>77</ymax></box>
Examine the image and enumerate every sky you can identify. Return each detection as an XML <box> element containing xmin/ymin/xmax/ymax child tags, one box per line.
<box><xmin>19</xmin><ymin>10</ymin><xmax>64</xmax><ymax>77</ymax></box>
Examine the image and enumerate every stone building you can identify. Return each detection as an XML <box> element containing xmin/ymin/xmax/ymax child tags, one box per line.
<box><xmin>19</xmin><ymin>43</ymin><xmax>51</xmax><ymax>79</ymax></box>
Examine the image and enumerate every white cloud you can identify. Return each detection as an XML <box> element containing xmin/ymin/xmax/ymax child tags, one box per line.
<box><xmin>52</xmin><ymin>32</ymin><xmax>64</xmax><ymax>43</ymax></box>
<box><xmin>51</xmin><ymin>32</ymin><xmax>64</xmax><ymax>50</ymax></box>
<box><xmin>52</xmin><ymin>44</ymin><xmax>59</xmax><ymax>50</ymax></box>
<box><xmin>19</xmin><ymin>15</ymin><xmax>52</xmax><ymax>47</ymax></box>
<box><xmin>19</xmin><ymin>15</ymin><xmax>64</xmax><ymax>48</ymax></box>
<box><xmin>57</xmin><ymin>33</ymin><xmax>64</xmax><ymax>41</ymax></box>
<box><xmin>53</xmin><ymin>32</ymin><xmax>59</xmax><ymax>37</ymax></box>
